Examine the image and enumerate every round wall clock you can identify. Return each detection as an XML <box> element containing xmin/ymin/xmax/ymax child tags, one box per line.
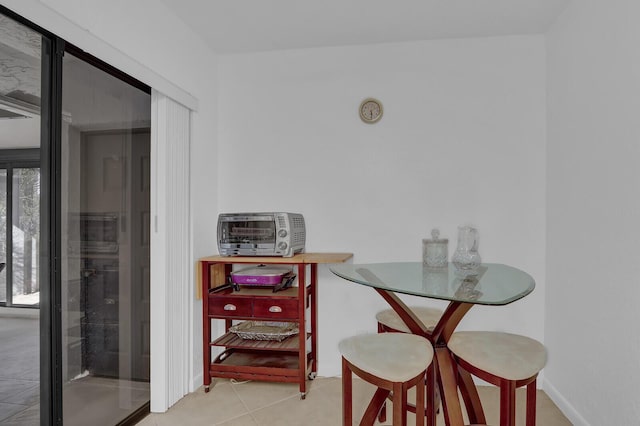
<box><xmin>359</xmin><ymin>98</ymin><xmax>383</xmax><ymax>124</ymax></box>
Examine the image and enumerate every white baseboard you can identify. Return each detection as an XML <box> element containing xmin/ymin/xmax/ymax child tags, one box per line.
<box><xmin>543</xmin><ymin>378</ymin><xmax>590</xmax><ymax>426</ymax></box>
<box><xmin>191</xmin><ymin>372</ymin><xmax>203</xmax><ymax>393</ymax></box>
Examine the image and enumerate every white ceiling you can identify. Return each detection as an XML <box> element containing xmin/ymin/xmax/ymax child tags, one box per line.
<box><xmin>161</xmin><ymin>0</ymin><xmax>570</xmax><ymax>54</ymax></box>
<box><xmin>0</xmin><ymin>0</ymin><xmax>571</xmax><ymax>148</ymax></box>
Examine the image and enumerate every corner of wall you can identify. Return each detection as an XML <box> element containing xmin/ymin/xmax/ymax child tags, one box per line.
<box><xmin>543</xmin><ymin>379</ymin><xmax>590</xmax><ymax>426</ymax></box>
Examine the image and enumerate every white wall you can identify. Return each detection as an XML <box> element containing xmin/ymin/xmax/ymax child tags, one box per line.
<box><xmin>218</xmin><ymin>36</ymin><xmax>547</xmax><ymax>376</ymax></box>
<box><xmin>545</xmin><ymin>2</ymin><xmax>640</xmax><ymax>425</ymax></box>
<box><xmin>1</xmin><ymin>0</ymin><xmax>219</xmax><ymax>390</ymax></box>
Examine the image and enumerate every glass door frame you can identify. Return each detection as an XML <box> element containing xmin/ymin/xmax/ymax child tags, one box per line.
<box><xmin>0</xmin><ymin>5</ymin><xmax>58</xmax><ymax>424</ymax></box>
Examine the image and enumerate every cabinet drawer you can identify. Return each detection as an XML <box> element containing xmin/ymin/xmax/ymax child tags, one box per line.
<box><xmin>253</xmin><ymin>298</ymin><xmax>298</xmax><ymax>319</ymax></box>
<box><xmin>209</xmin><ymin>297</ymin><xmax>252</xmax><ymax>317</ymax></box>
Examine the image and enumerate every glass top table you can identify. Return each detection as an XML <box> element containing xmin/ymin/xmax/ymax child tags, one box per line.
<box><xmin>330</xmin><ymin>262</ymin><xmax>535</xmax><ymax>306</ymax></box>
<box><xmin>330</xmin><ymin>262</ymin><xmax>536</xmax><ymax>426</ymax></box>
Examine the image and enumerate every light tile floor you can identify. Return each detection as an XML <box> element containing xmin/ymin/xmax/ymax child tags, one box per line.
<box><xmin>0</xmin><ymin>315</ymin><xmax>150</xmax><ymax>426</ymax></box>
<box><xmin>63</xmin><ymin>377</ymin><xmax>150</xmax><ymax>426</ymax></box>
<box><xmin>137</xmin><ymin>377</ymin><xmax>572</xmax><ymax>426</ymax></box>
<box><xmin>0</xmin><ymin>316</ymin><xmax>572</xmax><ymax>425</ymax></box>
<box><xmin>0</xmin><ymin>316</ymin><xmax>39</xmax><ymax>425</ymax></box>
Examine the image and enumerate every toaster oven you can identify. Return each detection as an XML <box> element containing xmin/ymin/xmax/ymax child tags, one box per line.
<box><xmin>217</xmin><ymin>212</ymin><xmax>305</xmax><ymax>257</ymax></box>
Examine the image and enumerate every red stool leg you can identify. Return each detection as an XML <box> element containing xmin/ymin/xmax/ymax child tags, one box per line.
<box><xmin>393</xmin><ymin>381</ymin><xmax>407</xmax><ymax>426</ymax></box>
<box><xmin>457</xmin><ymin>365</ymin><xmax>486</xmax><ymax>424</ymax></box>
<box><xmin>342</xmin><ymin>357</ymin><xmax>352</xmax><ymax>426</ymax></box>
<box><xmin>499</xmin><ymin>379</ymin><xmax>516</xmax><ymax>426</ymax></box>
<box><xmin>526</xmin><ymin>379</ymin><xmax>537</xmax><ymax>426</ymax></box>
<box><xmin>378</xmin><ymin>404</ymin><xmax>387</xmax><ymax>423</ymax></box>
<box><xmin>377</xmin><ymin>322</ymin><xmax>387</xmax><ymax>424</ymax></box>
<box><xmin>426</xmin><ymin>364</ymin><xmax>436</xmax><ymax>426</ymax></box>
<box><xmin>416</xmin><ymin>372</ymin><xmax>425</xmax><ymax>426</ymax></box>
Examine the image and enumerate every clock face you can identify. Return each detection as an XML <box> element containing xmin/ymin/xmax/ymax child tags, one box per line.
<box><xmin>359</xmin><ymin>98</ymin><xmax>383</xmax><ymax>123</ymax></box>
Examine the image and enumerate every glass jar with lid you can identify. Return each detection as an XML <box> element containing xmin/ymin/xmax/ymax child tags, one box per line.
<box><xmin>422</xmin><ymin>228</ymin><xmax>448</xmax><ymax>269</ymax></box>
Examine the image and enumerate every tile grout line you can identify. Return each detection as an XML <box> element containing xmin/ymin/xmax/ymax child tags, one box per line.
<box><xmin>216</xmin><ymin>381</ymin><xmax>258</xmax><ymax>425</ymax></box>
<box><xmin>0</xmin><ymin>403</ymin><xmax>32</xmax><ymax>424</ymax></box>
<box><xmin>249</xmin><ymin>377</ymin><xmax>343</xmax><ymax>424</ymax></box>
<box><xmin>225</xmin><ymin>380</ymin><xmax>328</xmax><ymax>425</ymax></box>
<box><xmin>245</xmin><ymin>393</ymin><xmax>306</xmax><ymax>426</ymax></box>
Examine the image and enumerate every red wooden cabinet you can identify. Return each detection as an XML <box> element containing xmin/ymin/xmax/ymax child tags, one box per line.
<box><xmin>199</xmin><ymin>253</ymin><xmax>352</xmax><ymax>399</ymax></box>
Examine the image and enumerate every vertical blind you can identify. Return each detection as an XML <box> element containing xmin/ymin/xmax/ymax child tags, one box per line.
<box><xmin>150</xmin><ymin>90</ymin><xmax>192</xmax><ymax>412</ymax></box>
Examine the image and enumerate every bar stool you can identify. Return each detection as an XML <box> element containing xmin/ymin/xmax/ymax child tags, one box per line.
<box><xmin>376</xmin><ymin>306</ymin><xmax>443</xmax><ymax>423</ymax></box>
<box><xmin>448</xmin><ymin>331</ymin><xmax>547</xmax><ymax>426</ymax></box>
<box><xmin>376</xmin><ymin>306</ymin><xmax>443</xmax><ymax>333</ymax></box>
<box><xmin>339</xmin><ymin>333</ymin><xmax>434</xmax><ymax>426</ymax></box>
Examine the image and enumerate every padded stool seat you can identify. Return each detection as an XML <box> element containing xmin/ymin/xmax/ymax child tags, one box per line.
<box><xmin>339</xmin><ymin>333</ymin><xmax>434</xmax><ymax>426</ymax></box>
<box><xmin>449</xmin><ymin>331</ymin><xmax>547</xmax><ymax>381</ymax></box>
<box><xmin>449</xmin><ymin>331</ymin><xmax>547</xmax><ymax>426</ymax></box>
<box><xmin>376</xmin><ymin>306</ymin><xmax>443</xmax><ymax>333</ymax></box>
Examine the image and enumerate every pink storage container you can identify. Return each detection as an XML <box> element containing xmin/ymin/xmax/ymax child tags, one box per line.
<box><xmin>230</xmin><ymin>265</ymin><xmax>292</xmax><ymax>286</ymax></box>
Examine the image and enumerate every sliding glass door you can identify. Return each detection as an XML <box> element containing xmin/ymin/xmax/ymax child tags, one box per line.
<box><xmin>2</xmin><ymin>6</ymin><xmax>152</xmax><ymax>424</ymax></box>
<box><xmin>59</xmin><ymin>50</ymin><xmax>151</xmax><ymax>425</ymax></box>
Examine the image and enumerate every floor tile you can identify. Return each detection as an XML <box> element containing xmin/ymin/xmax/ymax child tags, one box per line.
<box><xmin>2</xmin><ymin>383</ymin><xmax>39</xmax><ymax>406</ymax></box>
<box><xmin>477</xmin><ymin>386</ymin><xmax>572</xmax><ymax>426</ymax></box>
<box><xmin>63</xmin><ymin>377</ymin><xmax>150</xmax><ymax>426</ymax></box>
<box><xmin>229</xmin><ymin>379</ymin><xmax>304</xmax><ymax>412</ymax></box>
<box><xmin>250</xmin><ymin>383</ymin><xmax>341</xmax><ymax>426</ymax></box>
<box><xmin>151</xmin><ymin>381</ymin><xmax>249</xmax><ymax>425</ymax></box>
<box><xmin>136</xmin><ymin>376</ymin><xmax>573</xmax><ymax>426</ymax></box>
<box><xmin>217</xmin><ymin>414</ymin><xmax>259</xmax><ymax>426</ymax></box>
<box><xmin>0</xmin><ymin>402</ymin><xmax>39</xmax><ymax>426</ymax></box>
<box><xmin>311</xmin><ymin>375</ymin><xmax>390</xmax><ymax>423</ymax></box>
<box><xmin>0</xmin><ymin>379</ymin><xmax>38</xmax><ymax>403</ymax></box>
<box><xmin>0</xmin><ymin>402</ymin><xmax>29</xmax><ymax>422</ymax></box>
<box><xmin>0</xmin><ymin>316</ymin><xmax>40</xmax><ymax>425</ymax></box>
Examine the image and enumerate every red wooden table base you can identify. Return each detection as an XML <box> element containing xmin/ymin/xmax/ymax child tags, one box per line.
<box><xmin>373</xmin><ymin>289</ymin><xmax>487</xmax><ymax>426</ymax></box>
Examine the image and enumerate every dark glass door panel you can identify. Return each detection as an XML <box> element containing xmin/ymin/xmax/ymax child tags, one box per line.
<box><xmin>61</xmin><ymin>51</ymin><xmax>150</xmax><ymax>426</ymax></box>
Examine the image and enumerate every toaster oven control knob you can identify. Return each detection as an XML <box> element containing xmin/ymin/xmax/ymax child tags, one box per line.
<box><xmin>278</xmin><ymin>242</ymin><xmax>288</xmax><ymax>251</ymax></box>
<box><xmin>278</xmin><ymin>229</ymin><xmax>288</xmax><ymax>238</ymax></box>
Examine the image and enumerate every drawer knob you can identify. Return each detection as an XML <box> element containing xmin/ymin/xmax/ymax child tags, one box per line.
<box><xmin>269</xmin><ymin>306</ymin><xmax>283</xmax><ymax>313</ymax></box>
<box><xmin>223</xmin><ymin>304</ymin><xmax>237</xmax><ymax>311</ymax></box>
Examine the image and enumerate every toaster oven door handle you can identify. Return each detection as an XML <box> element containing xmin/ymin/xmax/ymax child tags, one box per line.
<box><xmin>223</xmin><ymin>304</ymin><xmax>237</xmax><ymax>311</ymax></box>
<box><xmin>269</xmin><ymin>306</ymin><xmax>283</xmax><ymax>313</ymax></box>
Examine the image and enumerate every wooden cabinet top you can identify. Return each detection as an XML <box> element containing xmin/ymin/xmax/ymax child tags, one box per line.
<box><xmin>199</xmin><ymin>252</ymin><xmax>353</xmax><ymax>264</ymax></box>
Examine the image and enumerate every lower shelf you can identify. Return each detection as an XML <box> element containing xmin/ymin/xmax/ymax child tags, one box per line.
<box><xmin>210</xmin><ymin>349</ymin><xmax>313</xmax><ymax>382</ymax></box>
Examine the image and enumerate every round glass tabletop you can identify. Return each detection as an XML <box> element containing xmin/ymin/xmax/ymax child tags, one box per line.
<box><xmin>330</xmin><ymin>262</ymin><xmax>535</xmax><ymax>305</ymax></box>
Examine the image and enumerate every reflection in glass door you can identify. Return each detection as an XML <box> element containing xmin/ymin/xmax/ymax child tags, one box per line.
<box><xmin>13</xmin><ymin>166</ymin><xmax>40</xmax><ymax>305</ymax></box>
<box><xmin>61</xmin><ymin>50</ymin><xmax>151</xmax><ymax>425</ymax></box>
<box><xmin>0</xmin><ymin>163</ymin><xmax>40</xmax><ymax>307</ymax></box>
<box><xmin>0</xmin><ymin>9</ymin><xmax>43</xmax><ymax>425</ymax></box>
